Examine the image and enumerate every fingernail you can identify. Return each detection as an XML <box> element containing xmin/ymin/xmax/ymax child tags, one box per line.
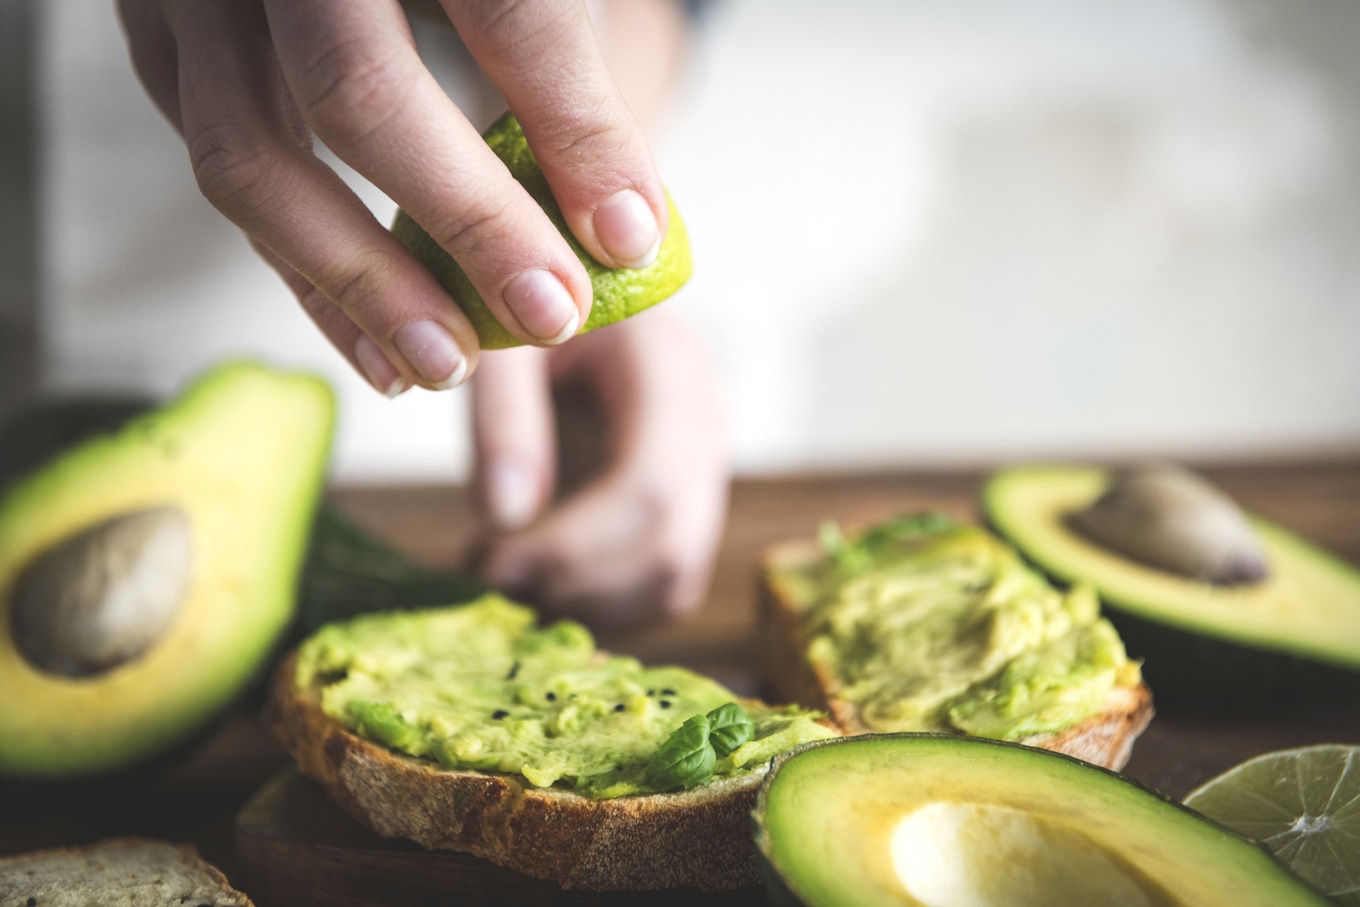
<box><xmin>503</xmin><ymin>270</ymin><xmax>580</xmax><ymax>344</ymax></box>
<box><xmin>484</xmin><ymin>459</ymin><xmax>539</xmax><ymax>531</ymax></box>
<box><xmin>354</xmin><ymin>334</ymin><xmax>407</xmax><ymax>398</ymax></box>
<box><xmin>393</xmin><ymin>320</ymin><xmax>468</xmax><ymax>390</ymax></box>
<box><xmin>594</xmin><ymin>189</ymin><xmax>660</xmax><ymax>269</ymax></box>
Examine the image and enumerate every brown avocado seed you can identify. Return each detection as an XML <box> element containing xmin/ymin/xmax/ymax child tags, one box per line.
<box><xmin>10</xmin><ymin>506</ymin><xmax>193</xmax><ymax>677</ymax></box>
<box><xmin>1068</xmin><ymin>464</ymin><xmax>1269</xmax><ymax>586</ymax></box>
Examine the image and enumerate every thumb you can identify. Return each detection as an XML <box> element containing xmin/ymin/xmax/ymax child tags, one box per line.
<box><xmin>471</xmin><ymin>347</ymin><xmax>555</xmax><ymax>531</ymax></box>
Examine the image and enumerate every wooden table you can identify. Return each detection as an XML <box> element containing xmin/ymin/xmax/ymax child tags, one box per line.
<box><xmin>3</xmin><ymin>462</ymin><xmax>1358</xmax><ymax>901</ymax></box>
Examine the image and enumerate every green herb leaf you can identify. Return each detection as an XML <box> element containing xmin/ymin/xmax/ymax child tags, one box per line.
<box><xmin>645</xmin><ymin>714</ymin><xmax>715</xmax><ymax>790</ymax></box>
<box><xmin>821</xmin><ymin>512</ymin><xmax>957</xmax><ymax>570</ymax></box>
<box><xmin>706</xmin><ymin>702</ymin><xmax>754</xmax><ymax>757</ymax></box>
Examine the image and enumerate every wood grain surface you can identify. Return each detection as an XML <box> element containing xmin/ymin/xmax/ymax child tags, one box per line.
<box><xmin>2</xmin><ymin>461</ymin><xmax>1358</xmax><ymax>906</ymax></box>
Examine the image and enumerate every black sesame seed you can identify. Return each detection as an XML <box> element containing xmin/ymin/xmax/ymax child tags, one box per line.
<box><xmin>647</xmin><ymin>689</ymin><xmax>656</xmax><ymax>696</ymax></box>
<box><xmin>492</xmin><ymin>710</ymin><xmax>509</xmax><ymax>720</ymax></box>
<box><xmin>546</xmin><ymin>691</ymin><xmax>557</xmax><ymax>702</ymax></box>
<box><xmin>506</xmin><ymin>661</ymin><xmax>521</xmax><ymax>681</ymax></box>
<box><xmin>660</xmin><ymin>700</ymin><xmax>672</xmax><ymax>709</ymax></box>
<box><xmin>28</xmin><ymin>898</ymin><xmax>37</xmax><ymax>907</ymax></box>
<box><xmin>614</xmin><ymin>703</ymin><xmax>626</xmax><ymax>712</ymax></box>
<box><xmin>661</xmin><ymin>688</ymin><xmax>677</xmax><ymax>696</ymax></box>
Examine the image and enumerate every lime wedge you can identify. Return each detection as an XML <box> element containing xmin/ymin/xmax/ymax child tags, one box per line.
<box><xmin>1184</xmin><ymin>744</ymin><xmax>1360</xmax><ymax>903</ymax></box>
<box><xmin>392</xmin><ymin>113</ymin><xmax>692</xmax><ymax>350</ymax></box>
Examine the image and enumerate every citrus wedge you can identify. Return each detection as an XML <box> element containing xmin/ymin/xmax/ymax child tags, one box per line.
<box><xmin>1185</xmin><ymin>744</ymin><xmax>1360</xmax><ymax>904</ymax></box>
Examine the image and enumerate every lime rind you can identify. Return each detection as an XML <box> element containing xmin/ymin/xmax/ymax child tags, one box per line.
<box><xmin>1185</xmin><ymin>744</ymin><xmax>1360</xmax><ymax>899</ymax></box>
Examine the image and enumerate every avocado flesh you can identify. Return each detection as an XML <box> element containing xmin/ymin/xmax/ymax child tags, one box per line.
<box><xmin>0</xmin><ymin>362</ymin><xmax>334</xmax><ymax>777</ymax></box>
<box><xmin>298</xmin><ymin>595</ymin><xmax>837</xmax><ymax>798</ymax></box>
<box><xmin>983</xmin><ymin>465</ymin><xmax>1360</xmax><ymax>701</ymax></box>
<box><xmin>753</xmin><ymin>735</ymin><xmax>1328</xmax><ymax>907</ymax></box>
<box><xmin>770</xmin><ymin>516</ymin><xmax>1141</xmax><ymax>740</ymax></box>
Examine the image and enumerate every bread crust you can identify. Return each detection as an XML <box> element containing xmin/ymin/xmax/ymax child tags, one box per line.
<box><xmin>759</xmin><ymin>539</ymin><xmax>1154</xmax><ymax>771</ymax></box>
<box><xmin>0</xmin><ymin>837</ymin><xmax>253</xmax><ymax>906</ymax></box>
<box><xmin>266</xmin><ymin>654</ymin><xmax>770</xmax><ymax>891</ymax></box>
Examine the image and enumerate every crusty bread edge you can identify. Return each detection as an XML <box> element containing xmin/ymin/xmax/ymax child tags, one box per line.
<box><xmin>266</xmin><ymin>654</ymin><xmax>773</xmax><ymax>891</ymax></box>
<box><xmin>758</xmin><ymin>539</ymin><xmax>1154</xmax><ymax>771</ymax></box>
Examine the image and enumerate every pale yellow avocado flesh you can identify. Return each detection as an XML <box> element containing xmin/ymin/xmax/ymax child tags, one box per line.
<box><xmin>757</xmin><ymin>736</ymin><xmax>1328</xmax><ymax>907</ymax></box>
<box><xmin>983</xmin><ymin>465</ymin><xmax>1360</xmax><ymax>670</ymax></box>
<box><xmin>769</xmin><ymin>517</ymin><xmax>1140</xmax><ymax>740</ymax></box>
<box><xmin>0</xmin><ymin>363</ymin><xmax>334</xmax><ymax>777</ymax></box>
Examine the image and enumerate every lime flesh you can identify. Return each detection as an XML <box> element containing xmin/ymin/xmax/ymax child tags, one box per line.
<box><xmin>1185</xmin><ymin>744</ymin><xmax>1360</xmax><ymax>902</ymax></box>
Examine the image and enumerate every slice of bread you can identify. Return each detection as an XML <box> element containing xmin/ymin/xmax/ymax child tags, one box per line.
<box><xmin>266</xmin><ymin>654</ymin><xmax>793</xmax><ymax>891</ymax></box>
<box><xmin>0</xmin><ymin>838</ymin><xmax>253</xmax><ymax>907</ymax></box>
<box><xmin>759</xmin><ymin>537</ymin><xmax>1154</xmax><ymax>771</ymax></box>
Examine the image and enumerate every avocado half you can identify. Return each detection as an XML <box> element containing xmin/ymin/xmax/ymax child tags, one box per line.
<box><xmin>982</xmin><ymin>464</ymin><xmax>1360</xmax><ymax>704</ymax></box>
<box><xmin>0</xmin><ymin>362</ymin><xmax>334</xmax><ymax>777</ymax></box>
<box><xmin>752</xmin><ymin>734</ymin><xmax>1328</xmax><ymax>907</ymax></box>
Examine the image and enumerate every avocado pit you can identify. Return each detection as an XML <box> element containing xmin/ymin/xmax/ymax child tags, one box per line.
<box><xmin>10</xmin><ymin>506</ymin><xmax>194</xmax><ymax>677</ymax></box>
<box><xmin>1067</xmin><ymin>464</ymin><xmax>1268</xmax><ymax>585</ymax></box>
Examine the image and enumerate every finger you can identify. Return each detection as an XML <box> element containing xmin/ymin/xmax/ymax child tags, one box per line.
<box><xmin>263</xmin><ymin>0</ymin><xmax>591</xmax><ymax>347</ymax></box>
<box><xmin>167</xmin><ymin>0</ymin><xmax>480</xmax><ymax>391</ymax></box>
<box><xmin>472</xmin><ymin>347</ymin><xmax>555</xmax><ymax>530</ymax></box>
<box><xmin>482</xmin><ymin>313</ymin><xmax>729</xmax><ymax>623</ymax></box>
<box><xmin>251</xmin><ymin>240</ymin><xmax>408</xmax><ymax>398</ymax></box>
<box><xmin>117</xmin><ymin>0</ymin><xmax>182</xmax><ymax>132</ymax></box>
<box><xmin>447</xmin><ymin>0</ymin><xmax>669</xmax><ymax>270</ymax></box>
<box><xmin>482</xmin><ymin>477</ymin><xmax>682</xmax><ymax>625</ymax></box>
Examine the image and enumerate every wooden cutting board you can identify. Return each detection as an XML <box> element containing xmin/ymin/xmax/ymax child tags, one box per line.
<box><xmin>234</xmin><ymin>769</ymin><xmax>767</xmax><ymax>907</ymax></box>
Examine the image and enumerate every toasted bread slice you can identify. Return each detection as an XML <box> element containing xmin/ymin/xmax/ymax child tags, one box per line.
<box><xmin>759</xmin><ymin>538</ymin><xmax>1154</xmax><ymax>770</ymax></box>
<box><xmin>0</xmin><ymin>837</ymin><xmax>253</xmax><ymax>907</ymax></box>
<box><xmin>267</xmin><ymin>654</ymin><xmax>800</xmax><ymax>891</ymax></box>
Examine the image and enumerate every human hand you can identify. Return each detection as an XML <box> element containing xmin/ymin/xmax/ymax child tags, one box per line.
<box><xmin>471</xmin><ymin>310</ymin><xmax>728</xmax><ymax>625</ymax></box>
<box><xmin>117</xmin><ymin>0</ymin><xmax>668</xmax><ymax>394</ymax></box>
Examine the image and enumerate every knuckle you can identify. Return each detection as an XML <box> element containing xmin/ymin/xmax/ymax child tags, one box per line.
<box><xmin>464</xmin><ymin>0</ymin><xmax>552</xmax><ymax>51</ymax></box>
<box><xmin>293</xmin><ymin>36</ymin><xmax>406</xmax><ymax>144</ymax></box>
<box><xmin>537</xmin><ymin>113</ymin><xmax>628</xmax><ymax>168</ymax></box>
<box><xmin>427</xmin><ymin>197</ymin><xmax>515</xmax><ymax>261</ymax></box>
<box><xmin>187</xmin><ymin>125</ymin><xmax>283</xmax><ymax>222</ymax></box>
<box><xmin>328</xmin><ymin>250</ymin><xmax>399</xmax><ymax>323</ymax></box>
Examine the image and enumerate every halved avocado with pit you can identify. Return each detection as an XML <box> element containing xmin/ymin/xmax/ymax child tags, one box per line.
<box><xmin>982</xmin><ymin>464</ymin><xmax>1360</xmax><ymax>704</ymax></box>
<box><xmin>753</xmin><ymin>734</ymin><xmax>1327</xmax><ymax>907</ymax></box>
<box><xmin>0</xmin><ymin>362</ymin><xmax>334</xmax><ymax>777</ymax></box>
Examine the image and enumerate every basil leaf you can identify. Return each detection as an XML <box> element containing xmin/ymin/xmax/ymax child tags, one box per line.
<box><xmin>645</xmin><ymin>714</ymin><xmax>715</xmax><ymax>790</ymax></box>
<box><xmin>706</xmin><ymin>702</ymin><xmax>754</xmax><ymax>757</ymax></box>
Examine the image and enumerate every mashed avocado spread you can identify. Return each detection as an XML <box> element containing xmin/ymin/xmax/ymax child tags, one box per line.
<box><xmin>295</xmin><ymin>595</ymin><xmax>835</xmax><ymax>799</ymax></box>
<box><xmin>780</xmin><ymin>514</ymin><xmax>1141</xmax><ymax>740</ymax></box>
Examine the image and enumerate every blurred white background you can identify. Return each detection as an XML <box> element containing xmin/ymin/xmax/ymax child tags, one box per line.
<box><xmin>30</xmin><ymin>0</ymin><xmax>1360</xmax><ymax>482</ymax></box>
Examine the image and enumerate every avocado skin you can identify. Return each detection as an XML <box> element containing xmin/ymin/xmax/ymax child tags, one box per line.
<box><xmin>981</xmin><ymin>464</ymin><xmax>1360</xmax><ymax>708</ymax></box>
<box><xmin>1099</xmin><ymin>609</ymin><xmax>1360</xmax><ymax>708</ymax></box>
<box><xmin>751</xmin><ymin>734</ymin><xmax>1330</xmax><ymax>907</ymax></box>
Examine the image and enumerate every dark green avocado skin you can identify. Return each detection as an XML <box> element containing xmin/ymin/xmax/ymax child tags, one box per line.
<box><xmin>1100</xmin><ymin>607</ymin><xmax>1360</xmax><ymax>709</ymax></box>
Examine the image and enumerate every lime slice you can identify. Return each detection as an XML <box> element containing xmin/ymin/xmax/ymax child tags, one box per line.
<box><xmin>1184</xmin><ymin>744</ymin><xmax>1360</xmax><ymax>903</ymax></box>
<box><xmin>392</xmin><ymin>113</ymin><xmax>692</xmax><ymax>350</ymax></box>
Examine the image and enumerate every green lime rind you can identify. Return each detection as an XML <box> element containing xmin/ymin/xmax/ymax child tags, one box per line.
<box><xmin>391</xmin><ymin>113</ymin><xmax>692</xmax><ymax>350</ymax></box>
<box><xmin>1185</xmin><ymin>744</ymin><xmax>1360</xmax><ymax>901</ymax></box>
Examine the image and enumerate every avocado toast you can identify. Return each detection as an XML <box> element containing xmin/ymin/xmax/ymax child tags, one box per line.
<box><xmin>267</xmin><ymin>595</ymin><xmax>836</xmax><ymax>891</ymax></box>
<box><xmin>759</xmin><ymin>514</ymin><xmax>1153</xmax><ymax>770</ymax></box>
